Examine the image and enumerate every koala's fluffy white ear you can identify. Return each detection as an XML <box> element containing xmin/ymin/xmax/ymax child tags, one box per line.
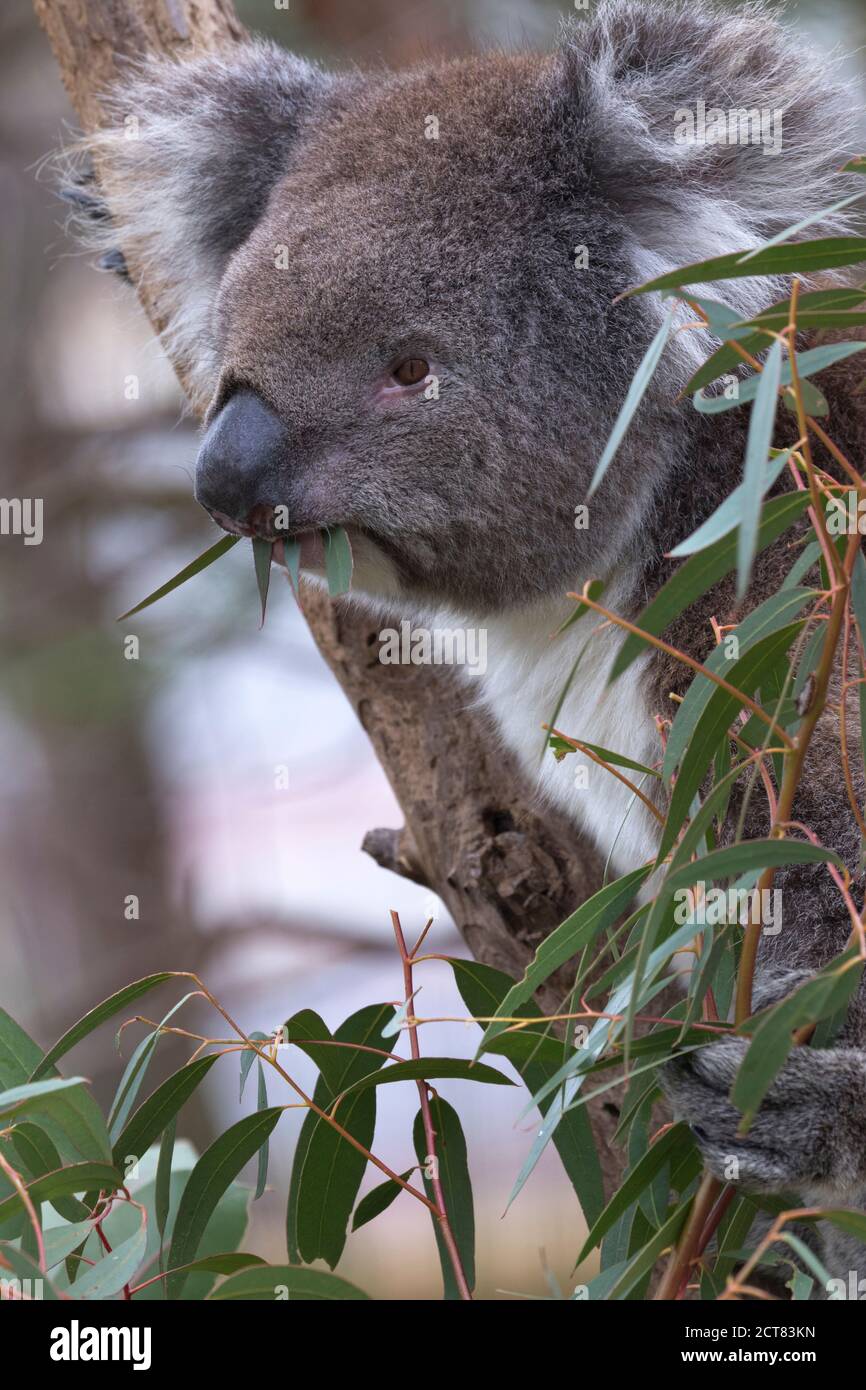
<box><xmin>562</xmin><ymin>0</ymin><xmax>861</xmax><ymax>298</ymax></box>
<box><xmin>72</xmin><ymin>43</ymin><xmax>334</xmax><ymax>407</ymax></box>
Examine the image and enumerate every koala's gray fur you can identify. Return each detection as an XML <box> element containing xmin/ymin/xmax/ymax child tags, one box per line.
<box><xmin>63</xmin><ymin>0</ymin><xmax>866</xmax><ymax>1292</ymax></box>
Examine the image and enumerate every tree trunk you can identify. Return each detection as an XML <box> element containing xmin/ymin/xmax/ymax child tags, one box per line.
<box><xmin>32</xmin><ymin>0</ymin><xmax>624</xmax><ymax>1196</ymax></box>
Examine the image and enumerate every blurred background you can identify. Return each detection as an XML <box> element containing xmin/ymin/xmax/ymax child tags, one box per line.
<box><xmin>2</xmin><ymin>0</ymin><xmax>865</xmax><ymax>1299</ymax></box>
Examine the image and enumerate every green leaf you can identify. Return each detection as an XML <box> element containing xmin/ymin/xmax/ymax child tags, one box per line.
<box><xmin>669</xmin><ymin>450</ymin><xmax>793</xmax><ymax>559</ymax></box>
<box><xmin>0</xmin><ymin>1245</ymin><xmax>60</xmax><ymax>1299</ymax></box>
<box><xmin>658</xmin><ymin>622</ymin><xmax>807</xmax><ymax>862</ymax></box>
<box><xmin>540</xmin><ymin>631</ymin><xmax>594</xmax><ymax>766</ymax></box>
<box><xmin>74</xmin><ymin>1220</ymin><xmax>147</xmax><ymax>1300</ymax></box>
<box><xmin>281</xmin><ymin>1009</ymin><xmax>333</xmax><ymax>1072</ymax></box>
<box><xmin>254</xmin><ymin>1062</ymin><xmax>269</xmax><ymax>1200</ymax></box>
<box><xmin>819</xmin><ymin>1207</ymin><xmax>866</xmax><ymax>1244</ymax></box>
<box><xmin>30</xmin><ymin>974</ymin><xmax>173</xmax><ymax>1081</ymax></box>
<box><xmin>117</xmin><ymin>536</ymin><xmax>240</xmax><ymax>620</ymax></box>
<box><xmin>0</xmin><ymin>1009</ymin><xmax>43</xmax><ymax>1088</ymax></box>
<box><xmin>5</xmin><ymin>1125</ymin><xmax>89</xmax><ymax>1225</ymax></box>
<box><xmin>704</xmin><ymin>1195</ymin><xmax>760</xmax><ymax>1294</ymax></box>
<box><xmin>252</xmin><ymin>537</ymin><xmax>272</xmax><ymax>627</ymax></box>
<box><xmin>167</xmin><ymin>1107</ymin><xmax>282</xmax><ymax>1298</ymax></box>
<box><xmin>12</xmin><ymin>1083</ymin><xmax>113</xmax><ymax>1167</ymax></box>
<box><xmin>508</xmin><ymin>931</ymin><xmax>696</xmax><ymax>1202</ymax></box>
<box><xmin>754</xmin><ymin>283</ymin><xmax>866</xmax><ymax>321</ymax></box>
<box><xmin>737</xmin><ymin>192</ymin><xmax>866</xmax><ymax>261</ymax></box>
<box><xmin>609</xmin><ymin>491</ymin><xmax>810</xmax><ymax>683</ymax></box>
<box><xmin>604</xmin><ymin>1199</ymin><xmax>692</xmax><ymax>1299</ymax></box>
<box><xmin>626</xmin><ymin>238</ymin><xmax>866</xmax><ymax>297</ymax></box>
<box><xmin>786</xmin><ymin>378</ymin><xmax>829</xmax><ymax>418</ymax></box>
<box><xmin>738</xmin><ymin>338</ymin><xmax>783</xmax><ymax>599</ymax></box>
<box><xmin>779</xmin><ymin>1233</ymin><xmax>833</xmax><ymax>1291</ymax></box>
<box><xmin>155</xmin><ymin>1118</ymin><xmax>176</xmax><ymax>1274</ymax></box>
<box><xmin>684</xmin><ymin>331</ymin><xmax>773</xmax><ymax>396</ymax></box>
<box><xmin>450</xmin><ymin>958</ymin><xmax>605</xmax><ymax>1228</ymax></box>
<box><xmin>283</xmin><ymin>538</ymin><xmax>301</xmax><ymax>595</ymax></box>
<box><xmin>109</xmin><ymin>993</ymin><xmax>199</xmax><ymax>1141</ymax></box>
<box><xmin>112</xmin><ymin>1056</ymin><xmax>218</xmax><ymax>1173</ymax></box>
<box><xmin>351</xmin><ymin>1171</ymin><xmax>413</xmax><ymax>1232</ymax></box>
<box><xmin>548</xmin><ymin>735</ymin><xmax>661</xmax><ymax>778</ymax></box>
<box><xmin>626</xmin><ymin>840</ymin><xmax>843</xmax><ymax>1063</ymax></box>
<box><xmin>413</xmin><ymin>1098</ymin><xmax>474</xmax><ymax>1299</ymax></box>
<box><xmin>850</xmin><ymin>550</ymin><xmax>866</xmax><ymax>655</ymax></box>
<box><xmin>576</xmin><ymin>1124</ymin><xmax>694</xmax><ymax>1263</ymax></box>
<box><xmin>158</xmin><ymin>1251</ymin><xmax>265</xmax><ymax>1284</ymax></box>
<box><xmin>210</xmin><ymin>1264</ymin><xmax>370</xmax><ymax>1300</ymax></box>
<box><xmin>239</xmin><ymin>1032</ymin><xmax>270</xmax><ymax>1101</ymax></box>
<box><xmin>0</xmin><ymin>1076</ymin><xmax>88</xmax><ymax>1114</ymax></box>
<box><xmin>670</xmin><ymin>293</ymin><xmax>758</xmax><ymax>342</ymax></box>
<box><xmin>588</xmin><ymin>306</ymin><xmax>674</xmax><ymax>495</ymax></box>
<box><xmin>693</xmin><ymin>342</ymin><xmax>866</xmax><ymax>415</ymax></box>
<box><xmin>554</xmin><ymin>582</ymin><xmax>608</xmax><ymax>645</ymax></box>
<box><xmin>131</xmin><ymin>1167</ymin><xmax>251</xmax><ymax>1302</ymax></box>
<box><xmin>477</xmin><ymin>866</ymin><xmax>652</xmax><ymax>1053</ymax></box>
<box><xmin>0</xmin><ymin>1162</ymin><xmax>120</xmax><ymax>1223</ymax></box>
<box><xmin>788</xmin><ymin>1267</ymin><xmax>816</xmax><ymax>1300</ymax></box>
<box><xmin>39</xmin><ymin>1218</ymin><xmax>95</xmax><ymax>1271</ymax></box>
<box><xmin>324</xmin><ymin>527</ymin><xmax>353</xmax><ymax>596</ymax></box>
<box><xmin>334</xmin><ymin>1057</ymin><xmax>512</xmax><ymax>1103</ymax></box>
<box><xmin>286</xmin><ymin>1004</ymin><xmax>392</xmax><ymax>1270</ymax></box>
<box><xmin>765</xmin><ymin>309</ymin><xmax>866</xmax><ymax>332</ymax></box>
<box><xmin>663</xmin><ymin>588</ymin><xmax>816</xmax><ymax>779</ymax></box>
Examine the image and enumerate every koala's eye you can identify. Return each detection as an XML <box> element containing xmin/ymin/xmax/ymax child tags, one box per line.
<box><xmin>391</xmin><ymin>357</ymin><xmax>429</xmax><ymax>387</ymax></box>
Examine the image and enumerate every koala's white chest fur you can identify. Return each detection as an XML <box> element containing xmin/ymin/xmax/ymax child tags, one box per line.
<box><xmin>473</xmin><ymin>597</ymin><xmax>661</xmax><ymax>876</ymax></box>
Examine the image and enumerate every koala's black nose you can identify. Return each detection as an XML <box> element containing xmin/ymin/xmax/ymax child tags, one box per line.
<box><xmin>195</xmin><ymin>390</ymin><xmax>288</xmax><ymax>535</ymax></box>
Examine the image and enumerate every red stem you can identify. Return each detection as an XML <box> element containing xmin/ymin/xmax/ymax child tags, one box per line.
<box><xmin>390</xmin><ymin>910</ymin><xmax>473</xmax><ymax>1301</ymax></box>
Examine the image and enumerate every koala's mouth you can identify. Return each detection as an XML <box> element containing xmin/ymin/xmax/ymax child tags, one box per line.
<box><xmin>272</xmin><ymin>532</ymin><xmax>326</xmax><ymax>570</ymax></box>
<box><xmin>204</xmin><ymin>505</ymin><xmax>327</xmax><ymax>568</ymax></box>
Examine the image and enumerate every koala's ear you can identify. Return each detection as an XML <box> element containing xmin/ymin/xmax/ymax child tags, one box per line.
<box><xmin>70</xmin><ymin>42</ymin><xmax>334</xmax><ymax>407</ymax></box>
<box><xmin>560</xmin><ymin>0</ymin><xmax>861</xmax><ymax>294</ymax></box>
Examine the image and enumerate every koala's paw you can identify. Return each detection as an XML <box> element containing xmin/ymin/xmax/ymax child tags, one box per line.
<box><xmin>661</xmin><ymin>1039</ymin><xmax>840</xmax><ymax>1193</ymax></box>
<box><xmin>58</xmin><ymin>173</ymin><xmax>130</xmax><ymax>282</ymax></box>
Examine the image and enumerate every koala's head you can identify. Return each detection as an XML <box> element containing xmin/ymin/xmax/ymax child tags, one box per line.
<box><xmin>86</xmin><ymin>0</ymin><xmax>857</xmax><ymax>614</ymax></box>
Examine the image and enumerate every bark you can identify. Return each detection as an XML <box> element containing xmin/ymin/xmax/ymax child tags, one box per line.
<box><xmin>33</xmin><ymin>0</ymin><xmax>624</xmax><ymax>1196</ymax></box>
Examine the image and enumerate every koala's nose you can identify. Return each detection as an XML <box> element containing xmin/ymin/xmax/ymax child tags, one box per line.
<box><xmin>195</xmin><ymin>390</ymin><xmax>288</xmax><ymax>535</ymax></box>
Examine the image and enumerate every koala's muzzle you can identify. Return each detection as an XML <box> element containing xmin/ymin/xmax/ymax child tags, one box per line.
<box><xmin>195</xmin><ymin>390</ymin><xmax>289</xmax><ymax>539</ymax></box>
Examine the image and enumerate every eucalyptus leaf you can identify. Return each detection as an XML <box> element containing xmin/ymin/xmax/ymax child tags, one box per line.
<box><xmin>210</xmin><ymin>1264</ymin><xmax>370</xmax><ymax>1300</ymax></box>
<box><xmin>167</xmin><ymin>1108</ymin><xmax>282</xmax><ymax>1298</ymax></box>
<box><xmin>588</xmin><ymin>306</ymin><xmax>674</xmax><ymax>495</ymax></box>
<box><xmin>117</xmin><ymin>537</ymin><xmax>239</xmax><ymax>620</ymax></box>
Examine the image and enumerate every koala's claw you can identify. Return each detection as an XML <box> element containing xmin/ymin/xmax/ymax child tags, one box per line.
<box><xmin>661</xmin><ymin>1039</ymin><xmax>836</xmax><ymax>1193</ymax></box>
<box><xmin>59</xmin><ymin>178</ymin><xmax>111</xmax><ymax>222</ymax></box>
<box><xmin>58</xmin><ymin>178</ymin><xmax>130</xmax><ymax>282</ymax></box>
<box><xmin>97</xmin><ymin>247</ymin><xmax>131</xmax><ymax>281</ymax></box>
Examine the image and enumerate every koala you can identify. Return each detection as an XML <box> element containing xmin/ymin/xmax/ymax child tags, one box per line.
<box><xmin>64</xmin><ymin>0</ymin><xmax>866</xmax><ymax>1290</ymax></box>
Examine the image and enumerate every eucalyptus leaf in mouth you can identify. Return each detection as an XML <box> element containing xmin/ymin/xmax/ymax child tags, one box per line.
<box><xmin>116</xmin><ymin>524</ymin><xmax>354</xmax><ymax>627</ymax></box>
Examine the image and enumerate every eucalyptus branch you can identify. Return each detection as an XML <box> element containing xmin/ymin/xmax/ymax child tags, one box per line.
<box><xmin>390</xmin><ymin>911</ymin><xmax>473</xmax><ymax>1301</ymax></box>
<box><xmin>0</xmin><ymin>1149</ymin><xmax>45</xmax><ymax>1274</ymax></box>
<box><xmin>167</xmin><ymin>972</ymin><xmax>438</xmax><ymax>1214</ymax></box>
<box><xmin>568</xmin><ymin>589</ymin><xmax>796</xmax><ymax>749</ymax></box>
<box><xmin>544</xmin><ymin>725</ymin><xmax>665</xmax><ymax>823</ymax></box>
